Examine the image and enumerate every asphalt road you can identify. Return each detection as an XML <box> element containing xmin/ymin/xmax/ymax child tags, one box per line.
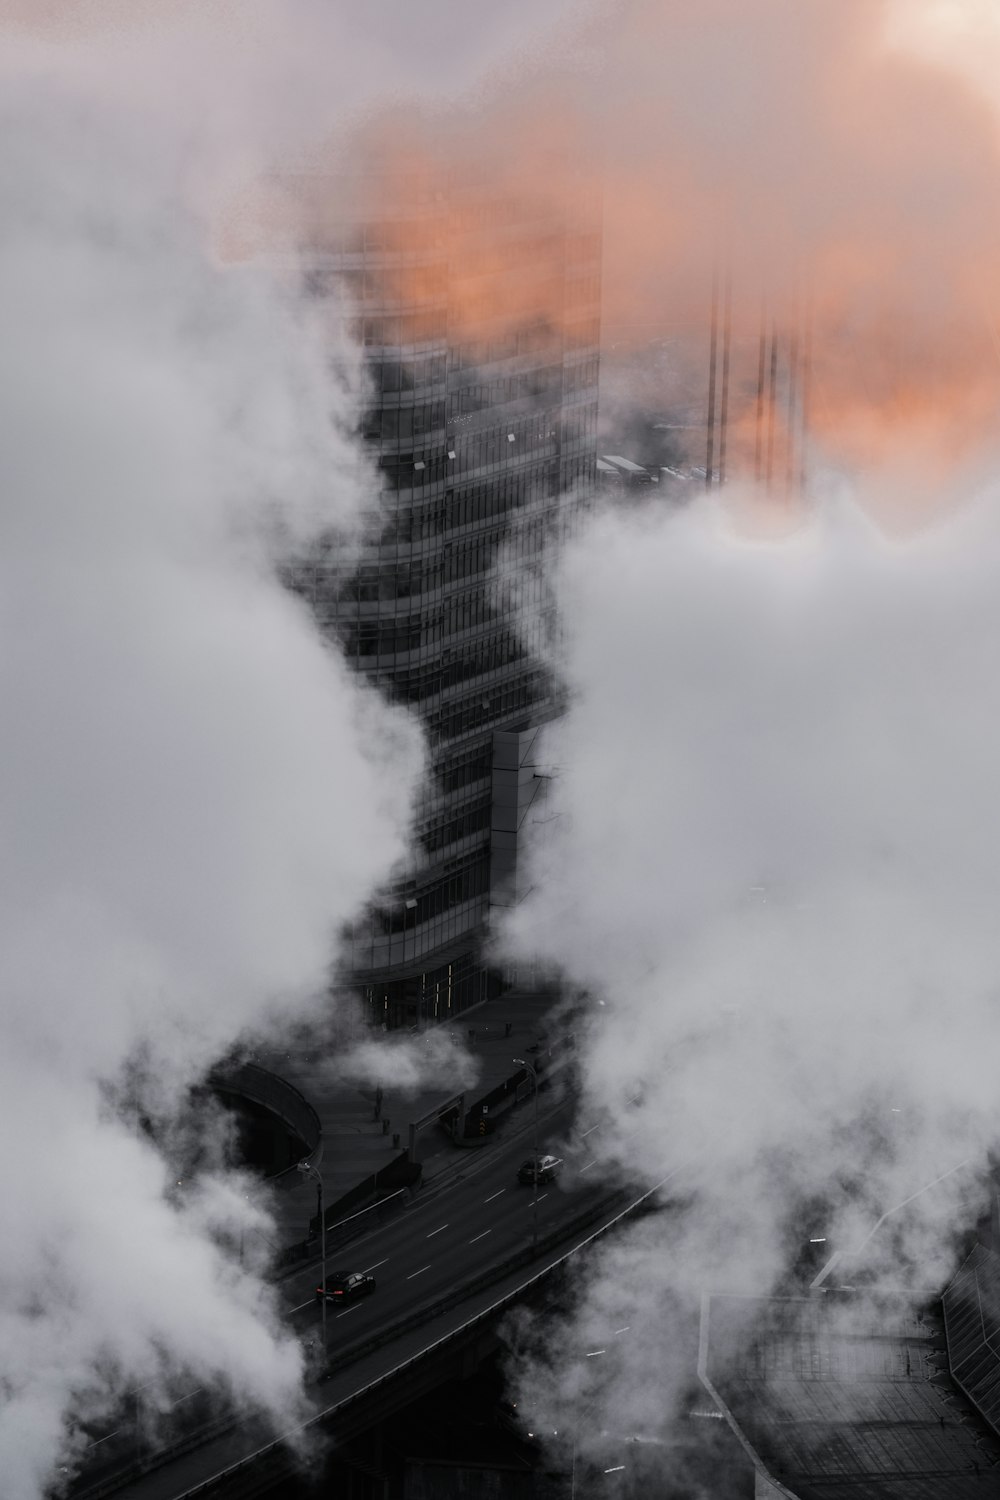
<box><xmin>280</xmin><ymin>1094</ymin><xmax>607</xmax><ymax>1347</ymax></box>
<box><xmin>72</xmin><ymin>1089</ymin><xmax>629</xmax><ymax>1499</ymax></box>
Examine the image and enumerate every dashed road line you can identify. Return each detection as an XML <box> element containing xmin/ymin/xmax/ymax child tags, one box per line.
<box><xmin>407</xmin><ymin>1265</ymin><xmax>432</xmax><ymax>1280</ymax></box>
<box><xmin>426</xmin><ymin>1224</ymin><xmax>449</xmax><ymax>1238</ymax></box>
<box><xmin>484</xmin><ymin>1188</ymin><xmax>506</xmax><ymax>1204</ymax></box>
<box><xmin>363</xmin><ymin>1259</ymin><xmax>389</xmax><ymax>1272</ymax></box>
<box><xmin>169</xmin><ymin>1389</ymin><xmax>202</xmax><ymax>1409</ymax></box>
<box><xmin>469</xmin><ymin>1229</ymin><xmax>492</xmax><ymax>1244</ymax></box>
<box><xmin>580</xmin><ymin>1160</ymin><xmax>597</xmax><ymax>1173</ymax></box>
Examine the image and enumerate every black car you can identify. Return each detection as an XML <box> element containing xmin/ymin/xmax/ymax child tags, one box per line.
<box><xmin>315</xmin><ymin>1271</ymin><xmax>377</xmax><ymax>1304</ymax></box>
<box><xmin>518</xmin><ymin>1154</ymin><xmax>562</xmax><ymax>1186</ymax></box>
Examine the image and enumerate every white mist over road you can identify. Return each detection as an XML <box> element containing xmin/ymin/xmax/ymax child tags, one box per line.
<box><xmin>500</xmin><ymin>483</ymin><xmax>1000</xmax><ymax>1458</ymax></box>
<box><xmin>0</xmin><ymin>77</ymin><xmax>426</xmax><ymax>1500</ymax></box>
<box><xmin>10</xmin><ymin>0</ymin><xmax>1000</xmax><ymax>1493</ymax></box>
<box><xmin>0</xmin><ymin>3</ymin><xmax>586</xmax><ymax>1490</ymax></box>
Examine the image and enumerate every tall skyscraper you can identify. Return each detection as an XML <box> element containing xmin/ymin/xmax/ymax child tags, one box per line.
<box><xmin>291</xmin><ymin>170</ymin><xmax>601</xmax><ymax>1027</ymax></box>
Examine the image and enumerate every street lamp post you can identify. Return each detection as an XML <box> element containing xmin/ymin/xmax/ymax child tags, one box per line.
<box><xmin>513</xmin><ymin>1057</ymin><xmax>539</xmax><ymax>1253</ymax></box>
<box><xmin>297</xmin><ymin>1161</ymin><xmax>326</xmax><ymax>1358</ymax></box>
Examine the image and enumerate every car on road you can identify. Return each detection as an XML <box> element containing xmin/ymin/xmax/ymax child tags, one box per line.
<box><xmin>315</xmin><ymin>1271</ymin><xmax>377</xmax><ymax>1304</ymax></box>
<box><xmin>518</xmin><ymin>1154</ymin><xmax>562</xmax><ymax>1186</ymax></box>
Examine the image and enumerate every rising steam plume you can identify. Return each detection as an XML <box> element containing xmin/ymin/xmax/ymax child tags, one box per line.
<box><xmin>0</xmin><ymin>0</ymin><xmax>592</xmax><ymax>1488</ymax></box>
<box><xmin>0</xmin><ymin>26</ymin><xmax>424</xmax><ymax>1500</ymax></box>
<box><xmin>7</xmin><ymin>0</ymin><xmax>1000</xmax><ymax>1493</ymax></box>
<box><xmin>492</xmin><ymin>0</ymin><xmax>1000</xmax><ymax>1483</ymax></box>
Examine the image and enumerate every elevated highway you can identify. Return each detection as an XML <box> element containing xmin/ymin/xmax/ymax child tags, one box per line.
<box><xmin>73</xmin><ymin>1096</ymin><xmax>669</xmax><ymax>1500</ymax></box>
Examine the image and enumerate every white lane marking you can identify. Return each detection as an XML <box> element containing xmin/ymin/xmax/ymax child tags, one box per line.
<box><xmin>535</xmin><ymin>1193</ymin><xmax>549</xmax><ymax>1204</ymax></box>
<box><xmin>484</xmin><ymin>1188</ymin><xmax>506</xmax><ymax>1204</ymax></box>
<box><xmin>586</xmin><ymin>1349</ymin><xmax>606</xmax><ymax>1357</ymax></box>
<box><xmin>362</xmin><ymin>1259</ymin><xmax>389</xmax><ymax>1272</ymax></box>
<box><xmin>407</xmin><ymin>1264</ymin><xmax>432</xmax><ymax>1279</ymax></box>
<box><xmin>336</xmin><ymin>1304</ymin><xmax>362</xmax><ymax>1317</ymax></box>
<box><xmin>86</xmin><ymin>1431</ymin><xmax>120</xmax><ymax>1450</ymax></box>
<box><xmin>580</xmin><ymin>1122</ymin><xmax>601</xmax><ymax>1138</ymax></box>
<box><xmin>169</xmin><ymin>1389</ymin><xmax>202</xmax><ymax>1409</ymax></box>
<box><xmin>426</xmin><ymin>1224</ymin><xmax>449</xmax><ymax>1238</ymax></box>
<box><xmin>580</xmin><ymin>1159</ymin><xmax>597</xmax><ymax>1173</ymax></box>
<box><xmin>469</xmin><ymin>1229</ymin><xmax>492</xmax><ymax>1244</ymax></box>
<box><xmin>178</xmin><ymin>1176</ymin><xmax>677</xmax><ymax>1497</ymax></box>
<box><xmin>614</xmin><ymin>1326</ymin><xmax>631</xmax><ymax>1335</ymax></box>
<box><xmin>290</xmin><ymin>1300</ymin><xmax>314</xmax><ymax>1313</ymax></box>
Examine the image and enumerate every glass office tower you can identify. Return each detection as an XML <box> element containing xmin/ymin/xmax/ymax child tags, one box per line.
<box><xmin>292</xmin><ymin>174</ymin><xmax>601</xmax><ymax>1028</ymax></box>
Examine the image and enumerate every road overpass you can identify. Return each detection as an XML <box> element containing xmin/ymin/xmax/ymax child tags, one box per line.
<box><xmin>72</xmin><ymin>1094</ymin><xmax>669</xmax><ymax>1500</ymax></box>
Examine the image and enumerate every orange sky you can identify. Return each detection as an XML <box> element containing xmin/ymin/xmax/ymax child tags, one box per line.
<box><xmin>275</xmin><ymin>0</ymin><xmax>1000</xmax><ymax>491</ymax></box>
<box><xmin>7</xmin><ymin>0</ymin><xmax>1000</xmax><ymax>491</ymax></box>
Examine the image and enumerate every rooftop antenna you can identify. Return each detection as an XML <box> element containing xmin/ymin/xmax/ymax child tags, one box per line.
<box><xmin>718</xmin><ymin>266</ymin><xmax>733</xmax><ymax>486</ymax></box>
<box><xmin>706</xmin><ymin>265</ymin><xmax>719</xmax><ymax>491</ymax></box>
<box><xmin>765</xmin><ymin>320</ymin><xmax>778</xmax><ymax>492</ymax></box>
<box><xmin>786</xmin><ymin>300</ymin><xmax>799</xmax><ymax>495</ymax></box>
<box><xmin>754</xmin><ymin>296</ymin><xmax>767</xmax><ymax>484</ymax></box>
<box><xmin>799</xmin><ymin>295</ymin><xmax>813</xmax><ymax>495</ymax></box>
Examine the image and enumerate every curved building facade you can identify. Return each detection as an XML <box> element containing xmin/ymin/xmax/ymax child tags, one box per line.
<box><xmin>291</xmin><ymin>176</ymin><xmax>601</xmax><ymax>1027</ymax></box>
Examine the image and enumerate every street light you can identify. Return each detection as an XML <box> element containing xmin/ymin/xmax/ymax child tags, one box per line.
<box><xmin>297</xmin><ymin>1161</ymin><xmax>326</xmax><ymax>1358</ymax></box>
<box><xmin>513</xmin><ymin>1057</ymin><xmax>539</xmax><ymax>1253</ymax></box>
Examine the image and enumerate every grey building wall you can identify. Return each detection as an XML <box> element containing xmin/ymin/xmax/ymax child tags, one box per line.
<box><xmin>490</xmin><ymin>726</ymin><xmax>548</xmax><ymax>913</ymax></box>
<box><xmin>291</xmin><ymin>177</ymin><xmax>600</xmax><ymax>1027</ymax></box>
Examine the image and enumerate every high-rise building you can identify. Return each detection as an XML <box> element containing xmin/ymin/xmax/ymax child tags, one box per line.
<box><xmin>291</xmin><ymin>171</ymin><xmax>601</xmax><ymax>1028</ymax></box>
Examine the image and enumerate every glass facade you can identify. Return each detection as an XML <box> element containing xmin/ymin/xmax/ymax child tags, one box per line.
<box><xmin>291</xmin><ymin>179</ymin><xmax>601</xmax><ymax>1028</ymax></box>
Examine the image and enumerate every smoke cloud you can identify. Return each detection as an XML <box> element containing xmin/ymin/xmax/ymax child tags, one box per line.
<box><xmin>431</xmin><ymin>1</ymin><xmax>1000</xmax><ymax>1477</ymax></box>
<box><xmin>499</xmin><ymin>481</ymin><xmax>1000</xmax><ymax>1465</ymax></box>
<box><xmin>0</xmin><ymin>51</ymin><xmax>426</xmax><ymax>1500</ymax></box>
<box><xmin>0</xmin><ymin>1</ymin><xmax>596</xmax><ymax>1489</ymax></box>
<box><xmin>11</xmin><ymin>0</ymin><xmax>1000</xmax><ymax>1490</ymax></box>
<box><xmin>315</xmin><ymin>1025</ymin><xmax>481</xmax><ymax>1097</ymax></box>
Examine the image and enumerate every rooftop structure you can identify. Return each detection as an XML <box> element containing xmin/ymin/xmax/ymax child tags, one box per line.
<box><xmin>943</xmin><ymin>1243</ymin><xmax>1000</xmax><ymax>1437</ymax></box>
<box><xmin>596</xmin><ymin>453</ymin><xmax>655</xmax><ymax>493</ymax></box>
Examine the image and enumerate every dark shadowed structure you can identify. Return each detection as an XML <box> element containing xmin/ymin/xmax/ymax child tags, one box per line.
<box><xmin>700</xmin><ymin>1290</ymin><xmax>1000</xmax><ymax>1499</ymax></box>
<box><xmin>286</xmin><ymin>167</ymin><xmax>601</xmax><ymax>1027</ymax></box>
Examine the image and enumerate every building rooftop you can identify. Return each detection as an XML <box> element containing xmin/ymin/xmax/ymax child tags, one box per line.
<box><xmin>599</xmin><ymin>454</ymin><xmax>650</xmax><ymax>474</ymax></box>
<box><xmin>700</xmin><ymin>1291</ymin><xmax>1000</xmax><ymax>1499</ymax></box>
<box><xmin>943</xmin><ymin>1244</ymin><xmax>1000</xmax><ymax>1435</ymax></box>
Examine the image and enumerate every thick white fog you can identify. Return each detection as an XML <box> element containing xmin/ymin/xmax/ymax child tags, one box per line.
<box><xmin>499</xmin><ymin>481</ymin><xmax>1000</xmax><ymax>1450</ymax></box>
<box><xmin>0</xmin><ymin>1</ymin><xmax>591</xmax><ymax>1489</ymax></box>
<box><xmin>10</xmin><ymin>0</ymin><xmax>1000</xmax><ymax>1492</ymax></box>
<box><xmin>0</xmin><ymin>80</ymin><xmax>427</xmax><ymax>1498</ymax></box>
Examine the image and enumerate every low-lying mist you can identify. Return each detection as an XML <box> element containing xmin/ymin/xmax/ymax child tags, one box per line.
<box><xmin>10</xmin><ymin>0</ymin><xmax>1000</xmax><ymax>1492</ymax></box>
<box><xmin>498</xmin><ymin>476</ymin><xmax>1000</xmax><ymax>1468</ymax></box>
<box><xmin>0</xmin><ymin>77</ymin><xmax>426</xmax><ymax>1498</ymax></box>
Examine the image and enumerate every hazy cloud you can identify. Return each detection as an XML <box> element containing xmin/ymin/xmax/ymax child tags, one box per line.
<box><xmin>0</xmin><ymin>0</ymin><xmax>602</xmax><ymax>1485</ymax></box>
<box><xmin>499</xmin><ymin>478</ymin><xmax>1000</xmax><ymax>1460</ymax></box>
<box><xmin>11</xmin><ymin>0</ymin><xmax>1000</xmax><ymax>1490</ymax></box>
<box><xmin>0</xmin><ymin>68</ymin><xmax>424</xmax><ymax>1499</ymax></box>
